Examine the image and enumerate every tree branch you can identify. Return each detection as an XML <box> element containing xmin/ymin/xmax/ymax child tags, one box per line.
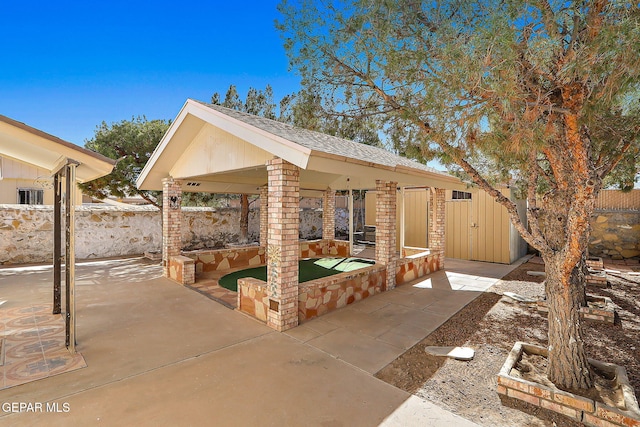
<box><xmin>136</xmin><ymin>190</ymin><xmax>161</xmax><ymax>210</ymax></box>
<box><xmin>526</xmin><ymin>152</ymin><xmax>551</xmax><ymax>255</ymax></box>
<box><xmin>598</xmin><ymin>137</ymin><xmax>635</xmax><ymax>179</ymax></box>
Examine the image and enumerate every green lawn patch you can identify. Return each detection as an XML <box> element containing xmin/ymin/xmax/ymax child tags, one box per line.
<box><xmin>218</xmin><ymin>257</ymin><xmax>375</xmax><ymax>292</ymax></box>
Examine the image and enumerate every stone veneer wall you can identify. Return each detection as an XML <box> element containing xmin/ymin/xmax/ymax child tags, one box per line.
<box><xmin>167</xmin><ymin>255</ymin><xmax>195</xmax><ymax>285</ymax></box>
<box><xmin>0</xmin><ymin>205</ymin><xmax>354</xmax><ymax>265</ymax></box>
<box><xmin>300</xmin><ymin>239</ymin><xmax>350</xmax><ymax>258</ymax></box>
<box><xmin>185</xmin><ymin>239</ymin><xmax>351</xmax><ymax>280</ymax></box>
<box><xmin>188</xmin><ymin>246</ymin><xmax>266</xmax><ymax>276</ymax></box>
<box><xmin>238</xmin><ymin>248</ymin><xmax>444</xmax><ymax>325</ymax></box>
<box><xmin>589</xmin><ymin>210</ymin><xmax>640</xmax><ymax>259</ymax></box>
<box><xmin>238</xmin><ymin>278</ymin><xmax>270</xmax><ymax>322</ymax></box>
<box><xmin>298</xmin><ymin>265</ymin><xmax>386</xmax><ymax>322</ymax></box>
<box><xmin>395</xmin><ymin>251</ymin><xmax>442</xmax><ymax>286</ymax></box>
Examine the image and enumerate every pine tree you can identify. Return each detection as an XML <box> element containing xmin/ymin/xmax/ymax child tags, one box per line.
<box><xmin>278</xmin><ymin>0</ymin><xmax>640</xmax><ymax>389</ymax></box>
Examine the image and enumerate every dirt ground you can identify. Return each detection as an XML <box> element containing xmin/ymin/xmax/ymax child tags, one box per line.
<box><xmin>376</xmin><ymin>258</ymin><xmax>640</xmax><ymax>427</ymax></box>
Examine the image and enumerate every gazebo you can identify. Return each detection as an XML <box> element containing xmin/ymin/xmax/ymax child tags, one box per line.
<box><xmin>0</xmin><ymin>114</ymin><xmax>115</xmax><ymax>351</ymax></box>
<box><xmin>136</xmin><ymin>99</ymin><xmax>465</xmax><ymax>331</ymax></box>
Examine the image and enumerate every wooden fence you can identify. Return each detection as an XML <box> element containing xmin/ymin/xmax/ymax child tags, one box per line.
<box><xmin>595</xmin><ymin>189</ymin><xmax>640</xmax><ymax>211</ymax></box>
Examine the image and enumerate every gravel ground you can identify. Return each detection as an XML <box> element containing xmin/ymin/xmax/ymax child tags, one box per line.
<box><xmin>375</xmin><ymin>259</ymin><xmax>640</xmax><ymax>427</ymax></box>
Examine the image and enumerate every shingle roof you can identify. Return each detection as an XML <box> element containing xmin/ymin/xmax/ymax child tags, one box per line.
<box><xmin>194</xmin><ymin>100</ymin><xmax>451</xmax><ymax>178</ymax></box>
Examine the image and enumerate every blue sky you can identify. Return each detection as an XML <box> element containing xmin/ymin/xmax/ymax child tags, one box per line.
<box><xmin>0</xmin><ymin>1</ymin><xmax>300</xmax><ymax>146</ymax></box>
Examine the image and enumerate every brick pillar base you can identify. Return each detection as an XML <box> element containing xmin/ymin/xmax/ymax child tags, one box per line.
<box><xmin>375</xmin><ymin>180</ymin><xmax>397</xmax><ymax>290</ymax></box>
<box><xmin>429</xmin><ymin>188</ymin><xmax>446</xmax><ymax>268</ymax></box>
<box><xmin>259</xmin><ymin>185</ymin><xmax>268</xmax><ymax>247</ymax></box>
<box><xmin>162</xmin><ymin>177</ymin><xmax>183</xmax><ymax>278</ymax></box>
<box><xmin>266</xmin><ymin>158</ymin><xmax>300</xmax><ymax>331</ymax></box>
<box><xmin>322</xmin><ymin>187</ymin><xmax>335</xmax><ymax>241</ymax></box>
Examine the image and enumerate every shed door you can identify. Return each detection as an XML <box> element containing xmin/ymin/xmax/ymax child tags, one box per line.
<box><xmin>470</xmin><ymin>189</ymin><xmax>511</xmax><ymax>263</ymax></box>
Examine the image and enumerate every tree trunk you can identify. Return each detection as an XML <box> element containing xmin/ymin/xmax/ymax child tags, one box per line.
<box><xmin>239</xmin><ymin>194</ymin><xmax>249</xmax><ymax>244</ymax></box>
<box><xmin>543</xmin><ymin>253</ymin><xmax>593</xmax><ymax>390</ymax></box>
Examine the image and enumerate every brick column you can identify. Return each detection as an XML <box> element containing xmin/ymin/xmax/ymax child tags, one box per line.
<box><xmin>375</xmin><ymin>180</ymin><xmax>397</xmax><ymax>290</ymax></box>
<box><xmin>429</xmin><ymin>188</ymin><xmax>446</xmax><ymax>267</ymax></box>
<box><xmin>266</xmin><ymin>158</ymin><xmax>299</xmax><ymax>331</ymax></box>
<box><xmin>259</xmin><ymin>185</ymin><xmax>268</xmax><ymax>247</ymax></box>
<box><xmin>162</xmin><ymin>177</ymin><xmax>183</xmax><ymax>278</ymax></box>
<box><xmin>322</xmin><ymin>187</ymin><xmax>335</xmax><ymax>241</ymax></box>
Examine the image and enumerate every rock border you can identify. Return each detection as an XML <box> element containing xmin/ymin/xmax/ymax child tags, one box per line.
<box><xmin>587</xmin><ymin>270</ymin><xmax>609</xmax><ymax>287</ymax></box>
<box><xmin>536</xmin><ymin>295</ymin><xmax>617</xmax><ymax>324</ymax></box>
<box><xmin>497</xmin><ymin>342</ymin><xmax>640</xmax><ymax>427</ymax></box>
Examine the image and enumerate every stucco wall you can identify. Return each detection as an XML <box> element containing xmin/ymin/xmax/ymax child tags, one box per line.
<box><xmin>0</xmin><ymin>205</ymin><xmax>355</xmax><ymax>264</ymax></box>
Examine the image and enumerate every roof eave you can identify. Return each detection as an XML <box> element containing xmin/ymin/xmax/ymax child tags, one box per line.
<box><xmin>137</xmin><ymin>99</ymin><xmax>315</xmax><ymax>191</ymax></box>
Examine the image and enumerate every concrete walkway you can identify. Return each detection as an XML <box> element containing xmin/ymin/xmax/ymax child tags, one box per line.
<box><xmin>0</xmin><ymin>257</ymin><xmax>522</xmax><ymax>426</ymax></box>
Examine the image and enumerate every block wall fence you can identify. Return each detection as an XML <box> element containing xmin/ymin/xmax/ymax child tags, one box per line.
<box><xmin>0</xmin><ymin>204</ymin><xmax>358</xmax><ymax>265</ymax></box>
<box><xmin>1</xmin><ymin>204</ymin><xmax>636</xmax><ymax>265</ymax></box>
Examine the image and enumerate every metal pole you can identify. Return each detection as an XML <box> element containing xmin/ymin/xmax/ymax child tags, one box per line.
<box><xmin>53</xmin><ymin>173</ymin><xmax>61</xmax><ymax>314</ymax></box>
<box><xmin>348</xmin><ymin>188</ymin><xmax>354</xmax><ymax>256</ymax></box>
<box><xmin>65</xmin><ymin>164</ymin><xmax>77</xmax><ymax>353</ymax></box>
<box><xmin>400</xmin><ymin>187</ymin><xmax>405</xmax><ymax>255</ymax></box>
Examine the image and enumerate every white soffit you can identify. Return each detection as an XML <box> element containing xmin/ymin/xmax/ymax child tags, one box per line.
<box><xmin>0</xmin><ymin>115</ymin><xmax>114</xmax><ymax>182</ymax></box>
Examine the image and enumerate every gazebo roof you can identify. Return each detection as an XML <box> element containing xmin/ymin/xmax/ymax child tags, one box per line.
<box><xmin>137</xmin><ymin>99</ymin><xmax>465</xmax><ymax>195</ymax></box>
<box><xmin>0</xmin><ymin>114</ymin><xmax>115</xmax><ymax>182</ymax></box>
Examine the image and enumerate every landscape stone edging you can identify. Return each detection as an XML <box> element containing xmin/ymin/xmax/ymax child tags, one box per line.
<box><xmin>587</xmin><ymin>257</ymin><xmax>604</xmax><ymax>270</ymax></box>
<box><xmin>497</xmin><ymin>342</ymin><xmax>640</xmax><ymax>426</ymax></box>
<box><xmin>586</xmin><ymin>270</ymin><xmax>609</xmax><ymax>287</ymax></box>
<box><xmin>536</xmin><ymin>296</ymin><xmax>616</xmax><ymax>324</ymax></box>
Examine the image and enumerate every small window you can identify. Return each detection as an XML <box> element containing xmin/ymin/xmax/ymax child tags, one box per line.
<box><xmin>452</xmin><ymin>190</ymin><xmax>472</xmax><ymax>200</ymax></box>
<box><xmin>18</xmin><ymin>188</ymin><xmax>44</xmax><ymax>205</ymax></box>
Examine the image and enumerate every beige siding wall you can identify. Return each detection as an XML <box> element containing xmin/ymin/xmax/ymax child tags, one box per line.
<box><xmin>509</xmin><ymin>197</ymin><xmax>529</xmax><ymax>263</ymax></box>
<box><xmin>0</xmin><ymin>156</ymin><xmax>84</xmax><ymax>205</ymax></box>
<box><xmin>0</xmin><ymin>178</ymin><xmax>83</xmax><ymax>205</ymax></box>
<box><xmin>402</xmin><ymin>189</ymin><xmax>429</xmax><ymax>248</ymax></box>
<box><xmin>365</xmin><ymin>191</ymin><xmax>375</xmax><ymax>225</ymax></box>
<box><xmin>365</xmin><ymin>188</ymin><xmax>430</xmax><ymax>251</ymax></box>
<box><xmin>0</xmin><ymin>178</ymin><xmax>53</xmax><ymax>204</ymax></box>
<box><xmin>1</xmin><ymin>156</ymin><xmax>47</xmax><ymax>179</ymax></box>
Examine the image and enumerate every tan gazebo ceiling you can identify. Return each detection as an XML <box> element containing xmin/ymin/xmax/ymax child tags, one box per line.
<box><xmin>137</xmin><ymin>99</ymin><xmax>465</xmax><ymax>195</ymax></box>
<box><xmin>0</xmin><ymin>115</ymin><xmax>115</xmax><ymax>182</ymax></box>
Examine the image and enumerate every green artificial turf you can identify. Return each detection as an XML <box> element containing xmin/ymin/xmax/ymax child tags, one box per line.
<box><xmin>218</xmin><ymin>257</ymin><xmax>375</xmax><ymax>292</ymax></box>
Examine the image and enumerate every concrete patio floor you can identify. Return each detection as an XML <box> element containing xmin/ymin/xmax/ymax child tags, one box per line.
<box><xmin>0</xmin><ymin>256</ymin><xmax>523</xmax><ymax>426</ymax></box>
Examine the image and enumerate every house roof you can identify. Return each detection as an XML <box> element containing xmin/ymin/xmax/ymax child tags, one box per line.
<box><xmin>0</xmin><ymin>114</ymin><xmax>115</xmax><ymax>182</ymax></box>
<box><xmin>137</xmin><ymin>99</ymin><xmax>464</xmax><ymax>195</ymax></box>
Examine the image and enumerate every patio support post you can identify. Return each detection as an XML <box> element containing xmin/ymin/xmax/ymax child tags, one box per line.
<box><xmin>65</xmin><ymin>162</ymin><xmax>77</xmax><ymax>353</ymax></box>
<box><xmin>162</xmin><ymin>177</ymin><xmax>183</xmax><ymax>278</ymax></box>
<box><xmin>348</xmin><ymin>189</ymin><xmax>353</xmax><ymax>256</ymax></box>
<box><xmin>266</xmin><ymin>157</ymin><xmax>299</xmax><ymax>332</ymax></box>
<box><xmin>375</xmin><ymin>180</ymin><xmax>397</xmax><ymax>290</ymax></box>
<box><xmin>259</xmin><ymin>185</ymin><xmax>268</xmax><ymax>247</ymax></box>
<box><xmin>400</xmin><ymin>187</ymin><xmax>405</xmax><ymax>255</ymax></box>
<box><xmin>322</xmin><ymin>187</ymin><xmax>335</xmax><ymax>241</ymax></box>
<box><xmin>53</xmin><ymin>172</ymin><xmax>62</xmax><ymax>314</ymax></box>
<box><xmin>429</xmin><ymin>188</ymin><xmax>446</xmax><ymax>268</ymax></box>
